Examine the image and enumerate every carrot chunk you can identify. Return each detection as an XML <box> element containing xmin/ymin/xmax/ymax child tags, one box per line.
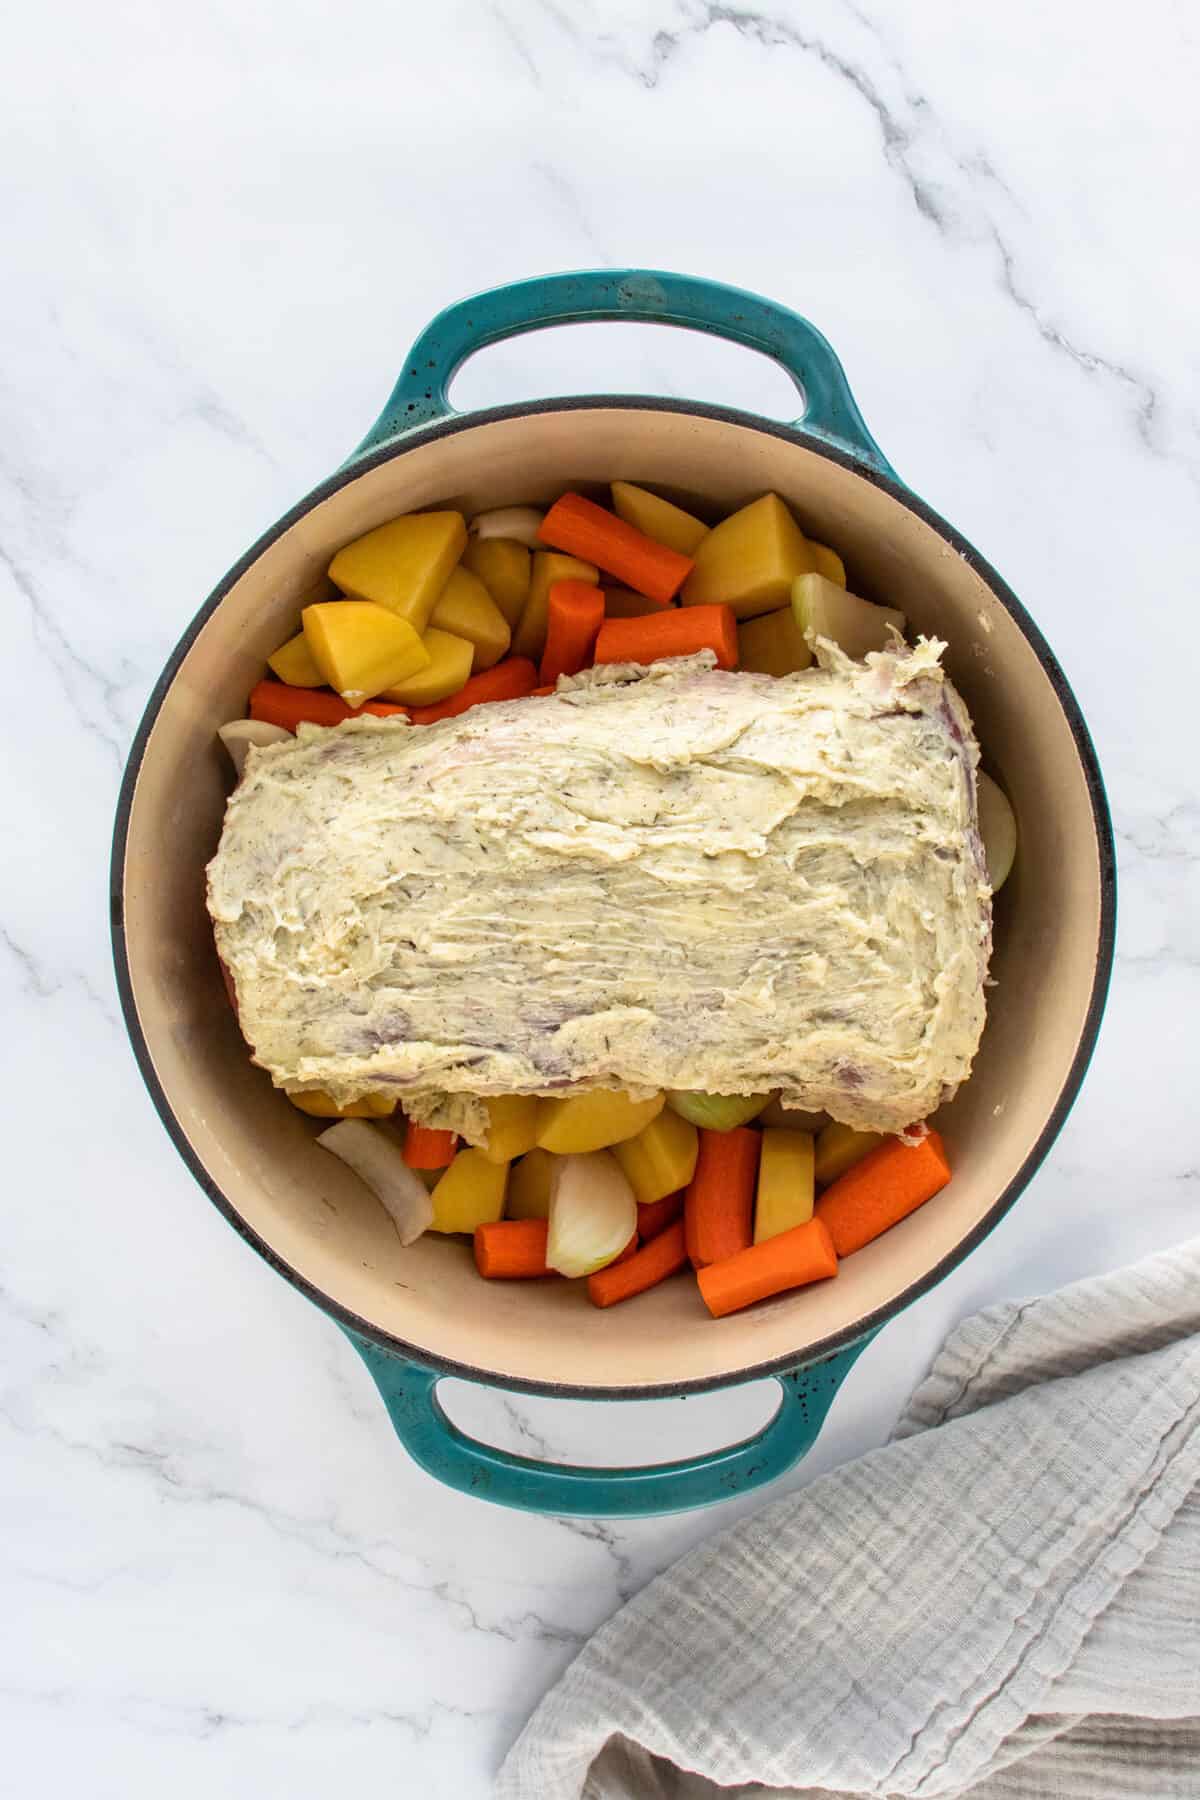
<box><xmin>696</xmin><ymin>1217</ymin><xmax>838</xmax><ymax>1317</ymax></box>
<box><xmin>594</xmin><ymin>604</ymin><xmax>738</xmax><ymax>672</ymax></box>
<box><xmin>539</xmin><ymin>491</ymin><xmax>694</xmax><ymax>604</ymax></box>
<box><xmin>815</xmin><ymin>1130</ymin><xmax>951</xmax><ymax>1256</ymax></box>
<box><xmin>540</xmin><ymin>580</ymin><xmax>606</xmax><ymax>685</ymax></box>
<box><xmin>248</xmin><ymin>679</ymin><xmax>407</xmax><ymax>732</ymax></box>
<box><xmin>684</xmin><ymin>1126</ymin><xmax>760</xmax><ymax>1267</ymax></box>
<box><xmin>474</xmin><ymin>1220</ymin><xmax>554</xmax><ymax>1279</ymax></box>
<box><xmin>402</xmin><ymin>1123</ymin><xmax>458</xmax><ymax>1170</ymax></box>
<box><xmin>637</xmin><ymin>1192</ymin><xmax>684</xmax><ymax>1241</ymax></box>
<box><xmin>587</xmin><ymin>1221</ymin><xmax>688</xmax><ymax>1308</ymax></box>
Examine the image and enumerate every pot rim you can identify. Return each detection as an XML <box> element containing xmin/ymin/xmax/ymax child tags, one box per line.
<box><xmin>110</xmin><ymin>394</ymin><xmax>1117</xmax><ymax>1400</ymax></box>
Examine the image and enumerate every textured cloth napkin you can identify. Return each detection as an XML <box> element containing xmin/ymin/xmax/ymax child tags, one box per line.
<box><xmin>498</xmin><ymin>1240</ymin><xmax>1200</xmax><ymax>1799</ymax></box>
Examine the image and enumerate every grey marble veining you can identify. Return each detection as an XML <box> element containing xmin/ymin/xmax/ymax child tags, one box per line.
<box><xmin>3</xmin><ymin>1</ymin><xmax>1197</xmax><ymax>1794</ymax></box>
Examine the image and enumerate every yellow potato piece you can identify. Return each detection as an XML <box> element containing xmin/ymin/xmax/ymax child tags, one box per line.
<box><xmin>328</xmin><ymin>511</ymin><xmax>467</xmax><ymax>632</ymax></box>
<box><xmin>267</xmin><ymin>630</ymin><xmax>324</xmax><ymax>687</ymax></box>
<box><xmin>814</xmin><ymin>1120</ymin><xmax>884</xmax><ymax>1186</ymax></box>
<box><xmin>514</xmin><ymin>551</ymin><xmax>599</xmax><ymax>659</ymax></box>
<box><xmin>536</xmin><ymin>1090</ymin><xmax>665</xmax><ymax>1155</ymax></box>
<box><xmin>754</xmin><ymin>1128</ymin><xmax>815</xmax><ymax>1243</ymax></box>
<box><xmin>430</xmin><ymin>566</ymin><xmax>511</xmax><ymax>671</ymax></box>
<box><xmin>429</xmin><ymin>1147</ymin><xmax>509</xmax><ymax>1233</ymax></box>
<box><xmin>382</xmin><ymin>628</ymin><xmax>474</xmax><ymax>705</ymax></box>
<box><xmin>809</xmin><ymin>541</ymin><xmax>847</xmax><ymax>586</ymax></box>
<box><xmin>287</xmin><ymin>1089</ymin><xmax>394</xmax><ymax>1119</ymax></box>
<box><xmin>610</xmin><ymin>482</ymin><xmax>709</xmax><ymax>556</ymax></box>
<box><xmin>681</xmin><ymin>493</ymin><xmax>814</xmax><ymax>619</ymax></box>
<box><xmin>507</xmin><ymin>1148</ymin><xmax>557</xmax><ymax>1220</ymax></box>
<box><xmin>611</xmin><ymin>1109</ymin><xmax>699</xmax><ymax>1205</ymax></box>
<box><xmin>462</xmin><ymin>537</ymin><xmax>531</xmax><ymax>630</ymax></box>
<box><xmin>737</xmin><ymin>606</ymin><xmax>814</xmax><ymax>677</ymax></box>
<box><xmin>482</xmin><ymin>1095</ymin><xmax>540</xmax><ymax>1165</ymax></box>
<box><xmin>301</xmin><ymin>602</ymin><xmax>430</xmax><ymax>705</ymax></box>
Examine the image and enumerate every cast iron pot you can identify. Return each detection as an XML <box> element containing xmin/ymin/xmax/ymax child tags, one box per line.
<box><xmin>111</xmin><ymin>271</ymin><xmax>1115</xmax><ymax>1517</ymax></box>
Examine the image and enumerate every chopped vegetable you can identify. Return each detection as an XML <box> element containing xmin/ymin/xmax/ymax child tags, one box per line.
<box><xmin>468</xmin><ymin>505</ymin><xmax>545</xmax><ymax>548</ymax></box>
<box><xmin>383</xmin><ymin>628</ymin><xmax>474</xmax><ymax>705</ymax></box>
<box><xmin>217</xmin><ymin>719</ymin><xmax>291</xmax><ymax>778</ymax></box>
<box><xmin>636</xmin><ymin>1191</ymin><xmax>684</xmax><ymax>1241</ymax></box>
<box><xmin>289</xmin><ymin>1089</ymin><xmax>395</xmax><ymax>1119</ymax></box>
<box><xmin>546</xmin><ymin>1151</ymin><xmax>638</xmax><ymax>1277</ymax></box>
<box><xmin>816</xmin><ymin>1130</ymin><xmax>951</xmax><ymax>1255</ymax></box>
<box><xmin>407</xmin><ymin>657</ymin><xmax>537</xmax><ymax>724</ymax></box>
<box><xmin>267</xmin><ymin>631</ymin><xmax>324</xmax><ymax>687</ymax></box>
<box><xmin>247</xmin><ymin>680</ymin><xmax>406</xmax><ymax>732</ymax></box>
<box><xmin>754</xmin><ymin>1128</ymin><xmax>815</xmax><ymax>1242</ymax></box>
<box><xmin>594</xmin><ymin>603</ymin><xmax>738</xmax><ymax>672</ymax></box>
<box><xmin>482</xmin><ymin>1095</ymin><xmax>540</xmax><ymax>1165</ymax></box>
<box><xmin>539</xmin><ymin>491</ymin><xmax>694</xmax><ymax>604</ymax></box>
<box><xmin>506</xmin><ymin>1147</ymin><xmax>557</xmax><ymax>1220</ymax></box>
<box><xmin>540</xmin><ymin>580</ymin><xmax>605</xmax><ymax>685</ymax></box>
<box><xmin>697</xmin><ymin>1216</ymin><xmax>837</xmax><ymax>1317</ymax></box>
<box><xmin>515</xmin><ymin>551</ymin><xmax>600</xmax><ymax>659</ymax></box>
<box><xmin>536</xmin><ymin>1089</ymin><xmax>665</xmax><ymax>1155</ymax></box>
<box><xmin>681</xmin><ymin>493</ymin><xmax>814</xmax><ymax>618</ymax></box>
<box><xmin>429</xmin><ymin>1147</ymin><xmax>509</xmax><ymax>1233</ymax></box>
<box><xmin>430</xmin><ymin>566</ymin><xmax>511</xmax><ymax>671</ymax></box>
<box><xmin>302</xmin><ymin>601</ymin><xmax>430</xmax><ymax>704</ymax></box>
<box><xmin>610</xmin><ymin>482</ymin><xmax>709</xmax><ymax>557</ymax></box>
<box><xmin>402</xmin><ymin>1121</ymin><xmax>458</xmax><ymax>1169</ymax></box>
<box><xmin>684</xmin><ymin>1126</ymin><xmax>760</xmax><ymax>1267</ymax></box>
<box><xmin>603</xmin><ymin>587</ymin><xmax>672</xmax><ymax>618</ymax></box>
<box><xmin>814</xmin><ymin>1120</ymin><xmax>884</xmax><ymax>1186</ymax></box>
<box><xmin>792</xmin><ymin>572</ymin><xmax>906</xmax><ymax>660</ymax></box>
<box><xmin>977</xmin><ymin>772</ymin><xmax>1017</xmax><ymax>891</ymax></box>
<box><xmin>611</xmin><ymin>1109</ymin><xmax>699</xmax><ymax>1205</ymax></box>
<box><xmin>737</xmin><ymin>606</ymin><xmax>814</xmax><ymax>677</ymax></box>
<box><xmin>316</xmin><ymin>1120</ymin><xmax>433</xmax><ymax>1245</ymax></box>
<box><xmin>329</xmin><ymin>512</ymin><xmax>466</xmax><ymax>631</ymax></box>
<box><xmin>667</xmin><ymin>1091</ymin><xmax>769</xmax><ymax>1132</ymax></box>
<box><xmin>588</xmin><ymin>1219</ymin><xmax>688</xmax><ymax>1308</ymax></box>
<box><xmin>462</xmin><ymin>537</ymin><xmax>531</xmax><ymax>628</ymax></box>
<box><xmin>809</xmin><ymin>542</ymin><xmax>847</xmax><ymax>586</ymax></box>
<box><xmin>474</xmin><ymin>1219</ymin><xmax>554</xmax><ymax>1279</ymax></box>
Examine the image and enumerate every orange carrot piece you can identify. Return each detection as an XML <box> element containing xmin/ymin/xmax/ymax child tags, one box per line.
<box><xmin>609</xmin><ymin>1230</ymin><xmax>640</xmax><ymax>1267</ymax></box>
<box><xmin>815</xmin><ymin>1130</ymin><xmax>951</xmax><ymax>1256</ymax></box>
<box><xmin>587</xmin><ymin>1220</ymin><xmax>688</xmax><ymax>1308</ymax></box>
<box><xmin>697</xmin><ymin>1217</ymin><xmax>838</xmax><ymax>1318</ymax></box>
<box><xmin>684</xmin><ymin>1127</ymin><xmax>760</xmax><ymax>1267</ymax></box>
<box><xmin>530</xmin><ymin>684</ymin><xmax>557</xmax><ymax>696</ymax></box>
<box><xmin>637</xmin><ymin>1192</ymin><xmax>684</xmax><ymax>1241</ymax></box>
<box><xmin>539</xmin><ymin>492</ymin><xmax>694</xmax><ymax>604</ymax></box>
<box><xmin>402</xmin><ymin>1122</ymin><xmax>458</xmax><ymax>1170</ymax></box>
<box><xmin>408</xmin><ymin>657</ymin><xmax>537</xmax><ymax>724</ymax></box>
<box><xmin>474</xmin><ymin>1219</ymin><xmax>553</xmax><ymax>1279</ymax></box>
<box><xmin>248</xmin><ymin>679</ymin><xmax>407</xmax><ymax>732</ymax></box>
<box><xmin>594</xmin><ymin>604</ymin><xmax>738</xmax><ymax>673</ymax></box>
<box><xmin>540</xmin><ymin>580</ymin><xmax>606</xmax><ymax>685</ymax></box>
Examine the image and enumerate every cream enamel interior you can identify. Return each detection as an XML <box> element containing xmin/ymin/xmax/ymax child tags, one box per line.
<box><xmin>119</xmin><ymin>406</ymin><xmax>1106</xmax><ymax>1392</ymax></box>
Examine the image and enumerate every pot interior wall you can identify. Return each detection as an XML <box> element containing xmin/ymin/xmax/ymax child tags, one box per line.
<box><xmin>120</xmin><ymin>406</ymin><xmax>1106</xmax><ymax>1392</ymax></box>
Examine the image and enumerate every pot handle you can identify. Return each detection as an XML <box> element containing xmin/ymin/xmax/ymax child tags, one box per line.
<box><xmin>350</xmin><ymin>269</ymin><xmax>895</xmax><ymax>477</ymax></box>
<box><xmin>343</xmin><ymin>1329</ymin><xmax>873</xmax><ymax>1518</ymax></box>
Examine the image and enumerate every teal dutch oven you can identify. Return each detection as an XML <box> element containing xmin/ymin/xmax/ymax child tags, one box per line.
<box><xmin>111</xmin><ymin>271</ymin><xmax>1115</xmax><ymax>1518</ymax></box>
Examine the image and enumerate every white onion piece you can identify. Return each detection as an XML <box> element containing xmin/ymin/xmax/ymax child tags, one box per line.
<box><xmin>317</xmin><ymin>1121</ymin><xmax>433</xmax><ymax>1245</ymax></box>
<box><xmin>977</xmin><ymin>772</ymin><xmax>1017</xmax><ymax>892</ymax></box>
<box><xmin>546</xmin><ymin>1152</ymin><xmax>637</xmax><ymax>1278</ymax></box>
<box><xmin>467</xmin><ymin>506</ymin><xmax>545</xmax><ymax>547</ymax></box>
<box><xmin>218</xmin><ymin>719</ymin><xmax>291</xmax><ymax>779</ymax></box>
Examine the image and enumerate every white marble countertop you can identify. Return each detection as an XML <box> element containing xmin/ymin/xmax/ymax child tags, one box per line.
<box><xmin>5</xmin><ymin>2</ymin><xmax>1197</xmax><ymax>1794</ymax></box>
